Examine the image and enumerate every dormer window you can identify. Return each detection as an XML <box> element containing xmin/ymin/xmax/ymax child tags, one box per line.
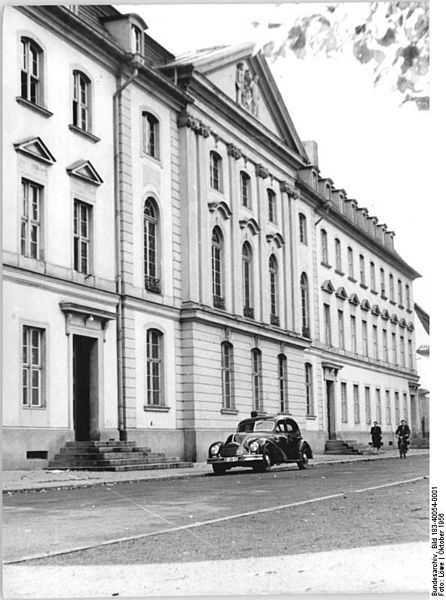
<box><xmin>325</xmin><ymin>184</ymin><xmax>331</xmax><ymax>200</ymax></box>
<box><xmin>131</xmin><ymin>24</ymin><xmax>142</xmax><ymax>53</ymax></box>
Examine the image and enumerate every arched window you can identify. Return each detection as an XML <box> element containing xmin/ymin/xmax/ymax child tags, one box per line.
<box><xmin>146</xmin><ymin>329</ymin><xmax>163</xmax><ymax>406</ymax></box>
<box><xmin>269</xmin><ymin>255</ymin><xmax>279</xmax><ymax>325</ymax></box>
<box><xmin>221</xmin><ymin>342</ymin><xmax>234</xmax><ymax>409</ymax></box>
<box><xmin>131</xmin><ymin>24</ymin><xmax>142</xmax><ymax>53</ymax></box>
<box><xmin>305</xmin><ymin>363</ymin><xmax>314</xmax><ymax>415</ymax></box>
<box><xmin>300</xmin><ymin>272</ymin><xmax>310</xmax><ymax>337</ymax></box>
<box><xmin>398</xmin><ymin>279</ymin><xmax>403</xmax><ymax>305</ymax></box>
<box><xmin>405</xmin><ymin>284</ymin><xmax>411</xmax><ymax>310</ymax></box>
<box><xmin>267</xmin><ymin>189</ymin><xmax>276</xmax><ymax>223</ymax></box>
<box><xmin>212</xmin><ymin>227</ymin><xmax>224</xmax><ymax>309</ymax></box>
<box><xmin>335</xmin><ymin>238</ymin><xmax>342</xmax><ymax>271</ymax></box>
<box><xmin>251</xmin><ymin>348</ymin><xmax>263</xmax><ymax>411</ymax></box>
<box><xmin>242</xmin><ymin>242</ymin><xmax>253</xmax><ymax>318</ymax></box>
<box><xmin>21</xmin><ymin>37</ymin><xmax>43</xmax><ymax>105</ymax></box>
<box><xmin>240</xmin><ymin>171</ymin><xmax>251</xmax><ymax>208</ymax></box>
<box><xmin>347</xmin><ymin>247</ymin><xmax>354</xmax><ymax>278</ymax></box>
<box><xmin>359</xmin><ymin>254</ymin><xmax>366</xmax><ymax>285</ymax></box>
<box><xmin>389</xmin><ymin>273</ymin><xmax>395</xmax><ymax>301</ymax></box>
<box><xmin>321</xmin><ymin>229</ymin><xmax>329</xmax><ymax>264</ymax></box>
<box><xmin>278</xmin><ymin>354</ymin><xmax>288</xmax><ymax>413</ymax></box>
<box><xmin>143</xmin><ymin>198</ymin><xmax>161</xmax><ymax>293</ymax></box>
<box><xmin>210</xmin><ymin>151</ymin><xmax>223</xmax><ymax>191</ymax></box>
<box><xmin>380</xmin><ymin>267</ymin><xmax>386</xmax><ymax>296</ymax></box>
<box><xmin>142</xmin><ymin>112</ymin><xmax>160</xmax><ymax>159</ymax></box>
<box><xmin>72</xmin><ymin>70</ymin><xmax>91</xmax><ymax>131</ymax></box>
<box><xmin>299</xmin><ymin>213</ymin><xmax>307</xmax><ymax>245</ymax></box>
<box><xmin>370</xmin><ymin>261</ymin><xmax>376</xmax><ymax>291</ymax></box>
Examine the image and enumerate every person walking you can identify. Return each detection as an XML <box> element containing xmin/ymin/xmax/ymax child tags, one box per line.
<box><xmin>370</xmin><ymin>421</ymin><xmax>382</xmax><ymax>455</ymax></box>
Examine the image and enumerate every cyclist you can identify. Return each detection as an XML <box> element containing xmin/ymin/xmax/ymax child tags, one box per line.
<box><xmin>395</xmin><ymin>419</ymin><xmax>411</xmax><ymax>458</ymax></box>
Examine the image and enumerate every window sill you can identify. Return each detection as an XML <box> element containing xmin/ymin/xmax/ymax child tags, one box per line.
<box><xmin>22</xmin><ymin>405</ymin><xmax>47</xmax><ymax>410</ymax></box>
<box><xmin>220</xmin><ymin>408</ymin><xmax>239</xmax><ymax>415</ymax></box>
<box><xmin>16</xmin><ymin>96</ymin><xmax>53</xmax><ymax>118</ymax></box>
<box><xmin>142</xmin><ymin>151</ymin><xmax>161</xmax><ymax>164</ymax></box>
<box><xmin>68</xmin><ymin>124</ymin><xmax>100</xmax><ymax>143</ymax></box>
<box><xmin>370</xmin><ymin>289</ymin><xmax>379</xmax><ymax>295</ymax></box>
<box><xmin>360</xmin><ymin>283</ymin><xmax>368</xmax><ymax>289</ymax></box>
<box><xmin>398</xmin><ymin>304</ymin><xmax>405</xmax><ymax>310</ymax></box>
<box><xmin>144</xmin><ymin>405</ymin><xmax>170</xmax><ymax>412</ymax></box>
<box><xmin>320</xmin><ymin>261</ymin><xmax>332</xmax><ymax>269</ymax></box>
<box><xmin>306</xmin><ymin>415</ymin><xmax>317</xmax><ymax>420</ymax></box>
<box><xmin>389</xmin><ymin>300</ymin><xmax>397</xmax><ymax>305</ymax></box>
<box><xmin>348</xmin><ymin>276</ymin><xmax>357</xmax><ymax>283</ymax></box>
<box><xmin>334</xmin><ymin>269</ymin><xmax>344</xmax><ymax>276</ymax></box>
<box><xmin>406</xmin><ymin>309</ymin><xmax>413</xmax><ymax>314</ymax></box>
<box><xmin>380</xmin><ymin>293</ymin><xmax>388</xmax><ymax>300</ymax></box>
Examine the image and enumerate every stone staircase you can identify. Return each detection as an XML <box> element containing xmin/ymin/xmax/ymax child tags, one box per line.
<box><xmin>47</xmin><ymin>440</ymin><xmax>194</xmax><ymax>472</ymax></box>
<box><xmin>324</xmin><ymin>439</ymin><xmax>363</xmax><ymax>455</ymax></box>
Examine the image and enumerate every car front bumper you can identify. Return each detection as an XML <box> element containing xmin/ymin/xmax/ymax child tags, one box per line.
<box><xmin>207</xmin><ymin>454</ymin><xmax>261</xmax><ymax>465</ymax></box>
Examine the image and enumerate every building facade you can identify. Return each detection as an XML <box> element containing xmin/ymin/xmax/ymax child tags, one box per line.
<box><xmin>2</xmin><ymin>4</ymin><xmax>420</xmax><ymax>469</ymax></box>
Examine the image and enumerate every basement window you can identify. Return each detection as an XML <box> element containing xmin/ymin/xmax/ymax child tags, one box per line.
<box><xmin>26</xmin><ymin>450</ymin><xmax>48</xmax><ymax>459</ymax></box>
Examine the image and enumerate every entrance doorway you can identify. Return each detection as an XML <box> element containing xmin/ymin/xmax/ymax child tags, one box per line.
<box><xmin>73</xmin><ymin>335</ymin><xmax>98</xmax><ymax>441</ymax></box>
<box><xmin>326</xmin><ymin>380</ymin><xmax>336</xmax><ymax>440</ymax></box>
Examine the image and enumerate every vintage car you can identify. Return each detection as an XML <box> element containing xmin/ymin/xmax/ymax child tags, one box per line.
<box><xmin>207</xmin><ymin>414</ymin><xmax>313</xmax><ymax>475</ymax></box>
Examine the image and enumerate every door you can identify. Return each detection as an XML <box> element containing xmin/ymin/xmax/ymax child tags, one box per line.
<box><xmin>73</xmin><ymin>335</ymin><xmax>96</xmax><ymax>441</ymax></box>
<box><xmin>326</xmin><ymin>380</ymin><xmax>336</xmax><ymax>439</ymax></box>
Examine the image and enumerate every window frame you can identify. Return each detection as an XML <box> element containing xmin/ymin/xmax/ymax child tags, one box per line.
<box><xmin>269</xmin><ymin>254</ymin><xmax>279</xmax><ymax>323</ymax></box>
<box><xmin>267</xmin><ymin>188</ymin><xmax>277</xmax><ymax>224</ymax></box>
<box><xmin>305</xmin><ymin>362</ymin><xmax>314</xmax><ymax>416</ymax></box>
<box><xmin>375</xmin><ymin>388</ymin><xmax>382</xmax><ymax>423</ymax></box>
<box><xmin>365</xmin><ymin>386</ymin><xmax>371</xmax><ymax>424</ymax></box>
<box><xmin>370</xmin><ymin>261</ymin><xmax>376</xmax><ymax>291</ymax></box>
<box><xmin>21</xmin><ymin>178</ymin><xmax>42</xmax><ymax>260</ymax></box>
<box><xmin>324</xmin><ymin>303</ymin><xmax>332</xmax><ymax>346</ymax></box>
<box><xmin>335</xmin><ymin>238</ymin><xmax>342</xmax><ymax>271</ymax></box>
<box><xmin>385</xmin><ymin>390</ymin><xmax>391</xmax><ymax>425</ymax></box>
<box><xmin>347</xmin><ymin>246</ymin><xmax>354</xmax><ymax>278</ymax></box>
<box><xmin>240</xmin><ymin>171</ymin><xmax>251</xmax><ymax>208</ymax></box>
<box><xmin>300</xmin><ymin>272</ymin><xmax>310</xmax><ymax>337</ymax></box>
<box><xmin>341</xmin><ymin>381</ymin><xmax>348</xmax><ymax>423</ymax></box>
<box><xmin>210</xmin><ymin>151</ymin><xmax>223</xmax><ymax>192</ymax></box>
<box><xmin>143</xmin><ymin>197</ymin><xmax>161</xmax><ymax>293</ymax></box>
<box><xmin>338</xmin><ymin>309</ymin><xmax>345</xmax><ymax>350</ymax></box>
<box><xmin>22</xmin><ymin>325</ymin><xmax>45</xmax><ymax>408</ymax></box>
<box><xmin>359</xmin><ymin>254</ymin><xmax>366</xmax><ymax>285</ymax></box>
<box><xmin>146</xmin><ymin>329</ymin><xmax>164</xmax><ymax>406</ymax></box>
<box><xmin>372</xmin><ymin>324</ymin><xmax>379</xmax><ymax>359</ymax></box>
<box><xmin>73</xmin><ymin>198</ymin><xmax>92</xmax><ymax>275</ymax></box>
<box><xmin>212</xmin><ymin>227</ymin><xmax>224</xmax><ymax>308</ymax></box>
<box><xmin>321</xmin><ymin>229</ymin><xmax>329</xmax><ymax>264</ymax></box>
<box><xmin>350</xmin><ymin>315</ymin><xmax>357</xmax><ymax>353</ymax></box>
<box><xmin>251</xmin><ymin>348</ymin><xmax>263</xmax><ymax>412</ymax></box>
<box><xmin>20</xmin><ymin>37</ymin><xmax>43</xmax><ymax>106</ymax></box>
<box><xmin>299</xmin><ymin>213</ymin><xmax>308</xmax><ymax>245</ymax></box>
<box><xmin>72</xmin><ymin>70</ymin><xmax>91</xmax><ymax>132</ymax></box>
<box><xmin>242</xmin><ymin>241</ymin><xmax>254</xmax><ymax>317</ymax></box>
<box><xmin>142</xmin><ymin>111</ymin><xmax>160</xmax><ymax>160</ymax></box>
<box><xmin>361</xmin><ymin>319</ymin><xmax>369</xmax><ymax>356</ymax></box>
<box><xmin>278</xmin><ymin>354</ymin><xmax>288</xmax><ymax>413</ymax></box>
<box><xmin>221</xmin><ymin>341</ymin><xmax>234</xmax><ymax>409</ymax></box>
<box><xmin>353</xmin><ymin>384</ymin><xmax>360</xmax><ymax>424</ymax></box>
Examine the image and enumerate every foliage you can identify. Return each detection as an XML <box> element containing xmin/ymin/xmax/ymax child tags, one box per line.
<box><xmin>259</xmin><ymin>2</ymin><xmax>429</xmax><ymax>110</ymax></box>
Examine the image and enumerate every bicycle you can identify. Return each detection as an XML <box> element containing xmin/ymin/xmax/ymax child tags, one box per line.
<box><xmin>397</xmin><ymin>434</ymin><xmax>409</xmax><ymax>459</ymax></box>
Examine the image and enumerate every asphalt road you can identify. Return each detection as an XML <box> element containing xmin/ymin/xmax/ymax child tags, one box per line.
<box><xmin>3</xmin><ymin>455</ymin><xmax>429</xmax><ymax>565</ymax></box>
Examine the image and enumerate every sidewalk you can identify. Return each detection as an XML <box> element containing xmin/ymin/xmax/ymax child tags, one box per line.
<box><xmin>2</xmin><ymin>448</ymin><xmax>429</xmax><ymax>494</ymax></box>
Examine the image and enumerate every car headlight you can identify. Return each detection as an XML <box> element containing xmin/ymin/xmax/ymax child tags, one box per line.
<box><xmin>249</xmin><ymin>441</ymin><xmax>259</xmax><ymax>453</ymax></box>
<box><xmin>210</xmin><ymin>444</ymin><xmax>221</xmax><ymax>456</ymax></box>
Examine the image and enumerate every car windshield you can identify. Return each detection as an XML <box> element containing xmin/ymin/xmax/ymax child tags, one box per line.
<box><xmin>238</xmin><ymin>420</ymin><xmax>275</xmax><ymax>433</ymax></box>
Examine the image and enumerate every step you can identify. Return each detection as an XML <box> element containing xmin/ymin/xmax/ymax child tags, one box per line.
<box><xmin>49</xmin><ymin>456</ymin><xmax>181</xmax><ymax>468</ymax></box>
<box><xmin>65</xmin><ymin>441</ymin><xmax>137</xmax><ymax>448</ymax></box>
<box><xmin>47</xmin><ymin>461</ymin><xmax>195</xmax><ymax>472</ymax></box>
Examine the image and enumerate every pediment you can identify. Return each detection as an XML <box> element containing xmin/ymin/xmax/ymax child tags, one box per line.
<box><xmin>321</xmin><ymin>280</ymin><xmax>335</xmax><ymax>294</ymax></box>
<box><xmin>266</xmin><ymin>232</ymin><xmax>284</xmax><ymax>248</ymax></box>
<box><xmin>239</xmin><ymin>217</ymin><xmax>260</xmax><ymax>235</ymax></box>
<box><xmin>407</xmin><ymin>321</ymin><xmax>414</xmax><ymax>331</ymax></box>
<box><xmin>335</xmin><ymin>287</ymin><xmax>348</xmax><ymax>300</ymax></box>
<box><xmin>14</xmin><ymin>136</ymin><xmax>56</xmax><ymax>165</ymax></box>
<box><xmin>348</xmin><ymin>293</ymin><xmax>360</xmax><ymax>306</ymax></box>
<box><xmin>371</xmin><ymin>304</ymin><xmax>381</xmax><ymax>316</ymax></box>
<box><xmin>360</xmin><ymin>299</ymin><xmax>371</xmax><ymax>312</ymax></box>
<box><xmin>66</xmin><ymin>160</ymin><xmax>103</xmax><ymax>185</ymax></box>
<box><xmin>208</xmin><ymin>200</ymin><xmax>232</xmax><ymax>220</ymax></box>
<box><xmin>399</xmin><ymin>318</ymin><xmax>407</xmax><ymax>328</ymax></box>
<box><xmin>381</xmin><ymin>309</ymin><xmax>390</xmax><ymax>320</ymax></box>
<box><xmin>390</xmin><ymin>313</ymin><xmax>399</xmax><ymax>324</ymax></box>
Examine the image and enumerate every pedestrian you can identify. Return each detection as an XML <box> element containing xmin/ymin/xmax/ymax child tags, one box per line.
<box><xmin>395</xmin><ymin>419</ymin><xmax>411</xmax><ymax>438</ymax></box>
<box><xmin>370</xmin><ymin>421</ymin><xmax>382</xmax><ymax>455</ymax></box>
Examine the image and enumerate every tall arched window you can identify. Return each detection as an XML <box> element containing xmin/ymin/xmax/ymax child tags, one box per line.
<box><xmin>210</xmin><ymin>151</ymin><xmax>223</xmax><ymax>191</ymax></box>
<box><xmin>348</xmin><ymin>246</ymin><xmax>354</xmax><ymax>278</ymax></box>
<box><xmin>21</xmin><ymin>37</ymin><xmax>43</xmax><ymax>105</ymax></box>
<box><xmin>359</xmin><ymin>254</ymin><xmax>366</xmax><ymax>285</ymax></box>
<box><xmin>251</xmin><ymin>348</ymin><xmax>263</xmax><ymax>411</ymax></box>
<box><xmin>240</xmin><ymin>171</ymin><xmax>251</xmax><ymax>208</ymax></box>
<box><xmin>405</xmin><ymin>283</ymin><xmax>411</xmax><ymax>310</ymax></box>
<box><xmin>299</xmin><ymin>213</ymin><xmax>307</xmax><ymax>244</ymax></box>
<box><xmin>269</xmin><ymin>255</ymin><xmax>279</xmax><ymax>325</ymax></box>
<box><xmin>242</xmin><ymin>242</ymin><xmax>254</xmax><ymax>318</ymax></box>
<box><xmin>278</xmin><ymin>354</ymin><xmax>288</xmax><ymax>413</ymax></box>
<box><xmin>72</xmin><ymin>70</ymin><xmax>91</xmax><ymax>132</ymax></box>
<box><xmin>370</xmin><ymin>261</ymin><xmax>376</xmax><ymax>291</ymax></box>
<box><xmin>143</xmin><ymin>198</ymin><xmax>161</xmax><ymax>293</ymax></box>
<box><xmin>212</xmin><ymin>227</ymin><xmax>224</xmax><ymax>309</ymax></box>
<box><xmin>146</xmin><ymin>329</ymin><xmax>163</xmax><ymax>406</ymax></box>
<box><xmin>142</xmin><ymin>112</ymin><xmax>160</xmax><ymax>159</ymax></box>
<box><xmin>321</xmin><ymin>229</ymin><xmax>329</xmax><ymax>264</ymax></box>
<box><xmin>389</xmin><ymin>273</ymin><xmax>395</xmax><ymax>301</ymax></box>
<box><xmin>300</xmin><ymin>272</ymin><xmax>310</xmax><ymax>338</ymax></box>
<box><xmin>267</xmin><ymin>189</ymin><xmax>276</xmax><ymax>223</ymax></box>
<box><xmin>221</xmin><ymin>342</ymin><xmax>234</xmax><ymax>409</ymax></box>
<box><xmin>335</xmin><ymin>238</ymin><xmax>342</xmax><ymax>271</ymax></box>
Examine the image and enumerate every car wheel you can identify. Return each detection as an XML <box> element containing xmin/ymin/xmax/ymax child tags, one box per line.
<box><xmin>297</xmin><ymin>449</ymin><xmax>309</xmax><ymax>470</ymax></box>
<box><xmin>261</xmin><ymin>449</ymin><xmax>273</xmax><ymax>472</ymax></box>
<box><xmin>212</xmin><ymin>464</ymin><xmax>227</xmax><ymax>475</ymax></box>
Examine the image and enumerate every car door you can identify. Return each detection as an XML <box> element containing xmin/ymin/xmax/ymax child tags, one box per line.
<box><xmin>285</xmin><ymin>418</ymin><xmax>301</xmax><ymax>459</ymax></box>
<box><xmin>273</xmin><ymin>419</ymin><xmax>289</xmax><ymax>459</ymax></box>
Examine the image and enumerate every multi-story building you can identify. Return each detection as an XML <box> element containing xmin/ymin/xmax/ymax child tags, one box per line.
<box><xmin>2</xmin><ymin>4</ymin><xmax>420</xmax><ymax>469</ymax></box>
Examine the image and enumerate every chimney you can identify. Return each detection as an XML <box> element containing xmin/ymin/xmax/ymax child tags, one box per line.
<box><xmin>303</xmin><ymin>141</ymin><xmax>319</xmax><ymax>168</ymax></box>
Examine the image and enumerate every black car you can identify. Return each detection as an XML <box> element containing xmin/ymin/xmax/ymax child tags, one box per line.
<box><xmin>207</xmin><ymin>414</ymin><xmax>313</xmax><ymax>475</ymax></box>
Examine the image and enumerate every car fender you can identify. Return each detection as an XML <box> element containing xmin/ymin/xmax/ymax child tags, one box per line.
<box><xmin>298</xmin><ymin>440</ymin><xmax>313</xmax><ymax>459</ymax></box>
<box><xmin>208</xmin><ymin>441</ymin><xmax>223</xmax><ymax>458</ymax></box>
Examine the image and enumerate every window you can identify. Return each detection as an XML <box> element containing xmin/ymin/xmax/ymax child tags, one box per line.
<box><xmin>348</xmin><ymin>247</ymin><xmax>354</xmax><ymax>278</ymax></box>
<box><xmin>143</xmin><ymin>198</ymin><xmax>160</xmax><ymax>293</ymax></box>
<box><xmin>305</xmin><ymin>363</ymin><xmax>314</xmax><ymax>415</ymax></box>
<box><xmin>267</xmin><ymin>189</ymin><xmax>276</xmax><ymax>223</ymax></box>
<box><xmin>403</xmin><ymin>393</ymin><xmax>408</xmax><ymax>420</ymax></box>
<box><xmin>146</xmin><ymin>329</ymin><xmax>163</xmax><ymax>405</ymax></box>
<box><xmin>389</xmin><ymin>274</ymin><xmax>395</xmax><ymax>301</ymax></box>
<box><xmin>380</xmin><ymin>268</ymin><xmax>386</xmax><ymax>296</ymax></box>
<box><xmin>350</xmin><ymin>315</ymin><xmax>357</xmax><ymax>353</ymax></box>
<box><xmin>210</xmin><ymin>151</ymin><xmax>222</xmax><ymax>191</ymax></box>
<box><xmin>400</xmin><ymin>335</ymin><xmax>406</xmax><ymax>367</ymax></box>
<box><xmin>269</xmin><ymin>255</ymin><xmax>279</xmax><ymax>324</ymax></box>
<box><xmin>376</xmin><ymin>389</ymin><xmax>382</xmax><ymax>423</ymax></box>
<box><xmin>278</xmin><ymin>354</ymin><xmax>288</xmax><ymax>413</ymax></box>
<box><xmin>321</xmin><ymin>229</ymin><xmax>329</xmax><ymax>264</ymax></box>
<box><xmin>21</xmin><ymin>37</ymin><xmax>43</xmax><ymax>105</ymax></box>
<box><xmin>359</xmin><ymin>254</ymin><xmax>366</xmax><ymax>285</ymax></box>
<box><xmin>335</xmin><ymin>238</ymin><xmax>342</xmax><ymax>271</ymax></box>
<box><xmin>391</xmin><ymin>332</ymin><xmax>397</xmax><ymax>364</ymax></box>
<box><xmin>398</xmin><ymin>279</ymin><xmax>403</xmax><ymax>305</ymax></box>
<box><xmin>73</xmin><ymin>199</ymin><xmax>91</xmax><ymax>274</ymax></box>
<box><xmin>405</xmin><ymin>284</ymin><xmax>411</xmax><ymax>310</ymax></box>
<box><xmin>394</xmin><ymin>391</ymin><xmax>400</xmax><ymax>424</ymax></box>
<box><xmin>251</xmin><ymin>348</ymin><xmax>263</xmax><ymax>412</ymax></box>
<box><xmin>242</xmin><ymin>242</ymin><xmax>253</xmax><ymax>318</ymax></box>
<box><xmin>324</xmin><ymin>303</ymin><xmax>332</xmax><ymax>346</ymax></box>
<box><xmin>299</xmin><ymin>213</ymin><xmax>307</xmax><ymax>244</ymax></box>
<box><xmin>373</xmin><ymin>325</ymin><xmax>379</xmax><ymax>359</ymax></box>
<box><xmin>370</xmin><ymin>261</ymin><xmax>376</xmax><ymax>290</ymax></box>
<box><xmin>240</xmin><ymin>171</ymin><xmax>251</xmax><ymax>208</ymax></box>
<box><xmin>221</xmin><ymin>342</ymin><xmax>234</xmax><ymax>409</ymax></box>
<box><xmin>361</xmin><ymin>319</ymin><xmax>368</xmax><ymax>356</ymax></box>
<box><xmin>341</xmin><ymin>382</ymin><xmax>348</xmax><ymax>423</ymax></box>
<box><xmin>385</xmin><ymin>390</ymin><xmax>391</xmax><ymax>425</ymax></box>
<box><xmin>365</xmin><ymin>386</ymin><xmax>371</xmax><ymax>424</ymax></box>
<box><xmin>408</xmin><ymin>339</ymin><xmax>414</xmax><ymax>369</ymax></box>
<box><xmin>338</xmin><ymin>310</ymin><xmax>345</xmax><ymax>350</ymax></box>
<box><xmin>131</xmin><ymin>24</ymin><xmax>142</xmax><ymax>53</ymax></box>
<box><xmin>21</xmin><ymin>179</ymin><xmax>42</xmax><ymax>259</ymax></box>
<box><xmin>72</xmin><ymin>71</ymin><xmax>91</xmax><ymax>131</ymax></box>
<box><xmin>22</xmin><ymin>326</ymin><xmax>44</xmax><ymax>407</ymax></box>
<box><xmin>212</xmin><ymin>227</ymin><xmax>224</xmax><ymax>308</ymax></box>
<box><xmin>383</xmin><ymin>329</ymin><xmax>389</xmax><ymax>362</ymax></box>
<box><xmin>353</xmin><ymin>384</ymin><xmax>360</xmax><ymax>424</ymax></box>
<box><xmin>300</xmin><ymin>272</ymin><xmax>310</xmax><ymax>337</ymax></box>
<box><xmin>142</xmin><ymin>112</ymin><xmax>159</xmax><ymax>159</ymax></box>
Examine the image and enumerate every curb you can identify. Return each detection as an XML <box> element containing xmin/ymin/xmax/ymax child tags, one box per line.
<box><xmin>2</xmin><ymin>451</ymin><xmax>429</xmax><ymax>495</ymax></box>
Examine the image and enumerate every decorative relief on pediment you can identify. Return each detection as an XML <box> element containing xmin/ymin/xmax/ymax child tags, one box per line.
<box><xmin>235</xmin><ymin>61</ymin><xmax>259</xmax><ymax>117</ymax></box>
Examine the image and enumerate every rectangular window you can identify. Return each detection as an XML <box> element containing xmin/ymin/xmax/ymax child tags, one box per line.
<box><xmin>370</xmin><ymin>262</ymin><xmax>376</xmax><ymax>290</ymax></box>
<box><xmin>348</xmin><ymin>247</ymin><xmax>354</xmax><ymax>277</ymax></box>
<box><xmin>403</xmin><ymin>392</ymin><xmax>408</xmax><ymax>420</ymax></box>
<box><xmin>341</xmin><ymin>382</ymin><xmax>348</xmax><ymax>423</ymax></box>
<box><xmin>278</xmin><ymin>355</ymin><xmax>288</xmax><ymax>413</ymax></box>
<box><xmin>131</xmin><ymin>25</ymin><xmax>142</xmax><ymax>53</ymax></box>
<box><xmin>362</xmin><ymin>319</ymin><xmax>368</xmax><ymax>357</ymax></box>
<box><xmin>394</xmin><ymin>391</ymin><xmax>400</xmax><ymax>425</ymax></box>
<box><xmin>350</xmin><ymin>315</ymin><xmax>357</xmax><ymax>353</ymax></box>
<box><xmin>380</xmin><ymin>268</ymin><xmax>386</xmax><ymax>296</ymax></box>
<box><xmin>324</xmin><ymin>304</ymin><xmax>332</xmax><ymax>346</ymax></box>
<box><xmin>72</xmin><ymin>71</ymin><xmax>90</xmax><ymax>131</ymax></box>
<box><xmin>21</xmin><ymin>179</ymin><xmax>42</xmax><ymax>259</ymax></box>
<box><xmin>73</xmin><ymin>200</ymin><xmax>91</xmax><ymax>274</ymax></box>
<box><xmin>365</xmin><ymin>386</ymin><xmax>371</xmax><ymax>424</ymax></box>
<box><xmin>400</xmin><ymin>336</ymin><xmax>406</xmax><ymax>367</ymax></box>
<box><xmin>398</xmin><ymin>279</ymin><xmax>403</xmax><ymax>305</ymax></box>
<box><xmin>385</xmin><ymin>390</ymin><xmax>391</xmax><ymax>425</ymax></box>
<box><xmin>251</xmin><ymin>349</ymin><xmax>263</xmax><ymax>412</ymax></box>
<box><xmin>353</xmin><ymin>384</ymin><xmax>360</xmax><ymax>424</ymax></box>
<box><xmin>335</xmin><ymin>239</ymin><xmax>342</xmax><ymax>271</ymax></box>
<box><xmin>389</xmin><ymin>274</ymin><xmax>395</xmax><ymax>302</ymax></box>
<box><xmin>321</xmin><ymin>230</ymin><xmax>328</xmax><ymax>264</ymax></box>
<box><xmin>359</xmin><ymin>254</ymin><xmax>365</xmax><ymax>285</ymax></box>
<box><xmin>405</xmin><ymin>284</ymin><xmax>411</xmax><ymax>310</ymax></box>
<box><xmin>221</xmin><ymin>343</ymin><xmax>234</xmax><ymax>409</ymax></box>
<box><xmin>372</xmin><ymin>325</ymin><xmax>379</xmax><ymax>359</ymax></box>
<box><xmin>299</xmin><ymin>213</ymin><xmax>308</xmax><ymax>245</ymax></box>
<box><xmin>392</xmin><ymin>332</ymin><xmax>397</xmax><ymax>365</ymax></box>
<box><xmin>21</xmin><ymin>38</ymin><xmax>41</xmax><ymax>105</ymax></box>
<box><xmin>338</xmin><ymin>310</ymin><xmax>345</xmax><ymax>350</ymax></box>
<box><xmin>305</xmin><ymin>363</ymin><xmax>314</xmax><ymax>416</ymax></box>
<box><xmin>408</xmin><ymin>339</ymin><xmax>414</xmax><ymax>369</ymax></box>
<box><xmin>146</xmin><ymin>329</ymin><xmax>163</xmax><ymax>405</ymax></box>
<box><xmin>383</xmin><ymin>329</ymin><xmax>389</xmax><ymax>362</ymax></box>
<box><xmin>22</xmin><ymin>326</ymin><xmax>44</xmax><ymax>407</ymax></box>
<box><xmin>376</xmin><ymin>388</ymin><xmax>382</xmax><ymax>423</ymax></box>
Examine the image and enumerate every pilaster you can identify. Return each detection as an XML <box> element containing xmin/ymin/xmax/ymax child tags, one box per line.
<box><xmin>255</xmin><ymin>163</ymin><xmax>268</xmax><ymax>324</ymax></box>
<box><xmin>228</xmin><ymin>144</ymin><xmax>242</xmax><ymax>316</ymax></box>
